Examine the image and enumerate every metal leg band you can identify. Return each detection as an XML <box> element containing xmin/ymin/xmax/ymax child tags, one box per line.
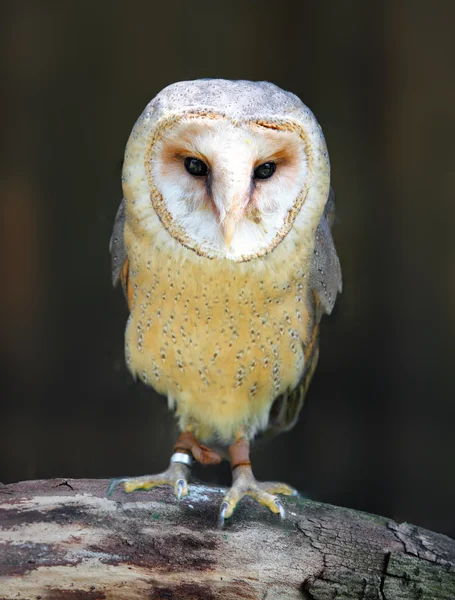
<box><xmin>170</xmin><ymin>452</ymin><xmax>194</xmax><ymax>467</ymax></box>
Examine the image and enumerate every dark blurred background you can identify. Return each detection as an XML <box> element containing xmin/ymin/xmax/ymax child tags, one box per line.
<box><xmin>1</xmin><ymin>2</ymin><xmax>454</xmax><ymax>537</ymax></box>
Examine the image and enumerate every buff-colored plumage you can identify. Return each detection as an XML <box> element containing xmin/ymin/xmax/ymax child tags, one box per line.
<box><xmin>110</xmin><ymin>80</ymin><xmax>341</xmax><ymax>522</ymax></box>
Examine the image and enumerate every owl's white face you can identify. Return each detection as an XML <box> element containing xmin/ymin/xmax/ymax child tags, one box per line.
<box><xmin>147</xmin><ymin>116</ymin><xmax>310</xmax><ymax>261</ymax></box>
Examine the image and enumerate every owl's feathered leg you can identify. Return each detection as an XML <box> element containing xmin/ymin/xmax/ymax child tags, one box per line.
<box><xmin>218</xmin><ymin>437</ymin><xmax>296</xmax><ymax>527</ymax></box>
<box><xmin>107</xmin><ymin>430</ymin><xmax>221</xmax><ymax>500</ymax></box>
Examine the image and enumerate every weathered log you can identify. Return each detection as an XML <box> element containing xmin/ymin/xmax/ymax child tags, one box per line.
<box><xmin>0</xmin><ymin>479</ymin><xmax>454</xmax><ymax>599</ymax></box>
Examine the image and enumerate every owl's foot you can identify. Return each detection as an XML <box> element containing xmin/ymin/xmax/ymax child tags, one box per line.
<box><xmin>218</xmin><ymin>464</ymin><xmax>295</xmax><ymax>527</ymax></box>
<box><xmin>107</xmin><ymin>431</ymin><xmax>221</xmax><ymax>501</ymax></box>
<box><xmin>107</xmin><ymin>460</ymin><xmax>191</xmax><ymax>500</ymax></box>
<box><xmin>218</xmin><ymin>437</ymin><xmax>296</xmax><ymax>527</ymax></box>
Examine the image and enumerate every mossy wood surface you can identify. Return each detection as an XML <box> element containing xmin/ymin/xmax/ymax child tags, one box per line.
<box><xmin>0</xmin><ymin>479</ymin><xmax>454</xmax><ymax>599</ymax></box>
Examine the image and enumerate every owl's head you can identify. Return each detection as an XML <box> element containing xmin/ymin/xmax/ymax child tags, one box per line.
<box><xmin>122</xmin><ymin>80</ymin><xmax>330</xmax><ymax>262</ymax></box>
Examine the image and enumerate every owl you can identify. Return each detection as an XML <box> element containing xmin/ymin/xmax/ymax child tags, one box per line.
<box><xmin>109</xmin><ymin>80</ymin><xmax>341</xmax><ymax>525</ymax></box>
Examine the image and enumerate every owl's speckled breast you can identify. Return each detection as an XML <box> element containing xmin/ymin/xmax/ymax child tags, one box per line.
<box><xmin>125</xmin><ymin>238</ymin><xmax>312</xmax><ymax>444</ymax></box>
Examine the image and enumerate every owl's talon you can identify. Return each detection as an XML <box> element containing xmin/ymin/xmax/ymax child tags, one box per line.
<box><xmin>107</xmin><ymin>477</ymin><xmax>127</xmax><ymax>497</ymax></box>
<box><xmin>218</xmin><ymin>502</ymin><xmax>229</xmax><ymax>528</ymax></box>
<box><xmin>275</xmin><ymin>500</ymin><xmax>286</xmax><ymax>520</ymax></box>
<box><xmin>176</xmin><ymin>478</ymin><xmax>186</xmax><ymax>501</ymax></box>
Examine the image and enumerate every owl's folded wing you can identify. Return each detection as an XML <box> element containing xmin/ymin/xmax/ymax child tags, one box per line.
<box><xmin>309</xmin><ymin>188</ymin><xmax>342</xmax><ymax>318</ymax></box>
<box><xmin>264</xmin><ymin>189</ymin><xmax>342</xmax><ymax>437</ymax></box>
<box><xmin>109</xmin><ymin>198</ymin><xmax>131</xmax><ymax>307</ymax></box>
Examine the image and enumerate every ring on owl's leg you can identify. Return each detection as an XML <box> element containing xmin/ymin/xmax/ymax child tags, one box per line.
<box><xmin>218</xmin><ymin>438</ymin><xmax>296</xmax><ymax>527</ymax></box>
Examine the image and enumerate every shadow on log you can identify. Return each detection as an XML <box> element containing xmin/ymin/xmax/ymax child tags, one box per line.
<box><xmin>0</xmin><ymin>479</ymin><xmax>454</xmax><ymax>599</ymax></box>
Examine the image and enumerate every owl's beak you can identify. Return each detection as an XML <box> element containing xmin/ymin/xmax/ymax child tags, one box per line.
<box><xmin>222</xmin><ymin>213</ymin><xmax>237</xmax><ymax>248</ymax></box>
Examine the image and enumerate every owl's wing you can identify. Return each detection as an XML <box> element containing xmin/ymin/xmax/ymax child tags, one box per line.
<box><xmin>109</xmin><ymin>198</ymin><xmax>131</xmax><ymax>305</ymax></box>
<box><xmin>263</xmin><ymin>188</ymin><xmax>342</xmax><ymax>438</ymax></box>
<box><xmin>309</xmin><ymin>188</ymin><xmax>342</xmax><ymax>317</ymax></box>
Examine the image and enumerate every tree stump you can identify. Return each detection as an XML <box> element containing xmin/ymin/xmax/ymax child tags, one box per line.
<box><xmin>0</xmin><ymin>478</ymin><xmax>454</xmax><ymax>599</ymax></box>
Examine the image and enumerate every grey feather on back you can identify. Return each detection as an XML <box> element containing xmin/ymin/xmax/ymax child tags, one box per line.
<box><xmin>110</xmin><ymin>198</ymin><xmax>127</xmax><ymax>287</ymax></box>
<box><xmin>309</xmin><ymin>188</ymin><xmax>342</xmax><ymax>316</ymax></box>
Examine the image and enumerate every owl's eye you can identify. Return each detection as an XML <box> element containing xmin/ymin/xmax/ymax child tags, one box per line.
<box><xmin>254</xmin><ymin>161</ymin><xmax>276</xmax><ymax>180</ymax></box>
<box><xmin>184</xmin><ymin>157</ymin><xmax>208</xmax><ymax>177</ymax></box>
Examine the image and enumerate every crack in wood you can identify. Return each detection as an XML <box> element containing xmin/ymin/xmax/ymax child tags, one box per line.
<box><xmin>379</xmin><ymin>551</ymin><xmax>391</xmax><ymax>600</ymax></box>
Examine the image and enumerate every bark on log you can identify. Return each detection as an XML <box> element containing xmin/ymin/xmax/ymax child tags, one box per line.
<box><xmin>0</xmin><ymin>479</ymin><xmax>454</xmax><ymax>599</ymax></box>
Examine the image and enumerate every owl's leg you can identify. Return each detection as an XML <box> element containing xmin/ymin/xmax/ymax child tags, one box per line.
<box><xmin>107</xmin><ymin>430</ymin><xmax>221</xmax><ymax>500</ymax></box>
<box><xmin>218</xmin><ymin>437</ymin><xmax>296</xmax><ymax>527</ymax></box>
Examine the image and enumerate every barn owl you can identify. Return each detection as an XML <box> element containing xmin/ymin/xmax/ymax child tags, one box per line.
<box><xmin>109</xmin><ymin>80</ymin><xmax>341</xmax><ymax>525</ymax></box>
